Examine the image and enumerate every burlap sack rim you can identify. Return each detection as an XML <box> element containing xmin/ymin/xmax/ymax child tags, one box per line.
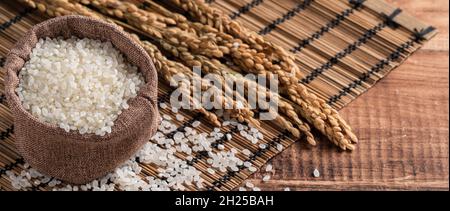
<box><xmin>5</xmin><ymin>15</ymin><xmax>159</xmax><ymax>143</ymax></box>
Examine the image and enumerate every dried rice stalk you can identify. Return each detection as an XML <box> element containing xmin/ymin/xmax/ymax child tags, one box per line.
<box><xmin>167</xmin><ymin>0</ymin><xmax>357</xmax><ymax>150</ymax></box>
<box><xmin>75</xmin><ymin>0</ymin><xmax>225</xmax><ymax>58</ymax></box>
<box><xmin>113</xmin><ymin>0</ymin><xmax>336</xmax><ymax>148</ymax></box>
<box><xmin>157</xmin><ymin>41</ymin><xmax>313</xmax><ymax>142</ymax></box>
<box><xmin>141</xmin><ymin>41</ymin><xmax>222</xmax><ymax>126</ymax></box>
<box><xmin>187</xmin><ymin>55</ymin><xmax>315</xmax><ymax>143</ymax></box>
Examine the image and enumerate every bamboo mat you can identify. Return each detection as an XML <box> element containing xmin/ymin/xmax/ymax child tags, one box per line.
<box><xmin>0</xmin><ymin>0</ymin><xmax>436</xmax><ymax>191</ymax></box>
<box><xmin>208</xmin><ymin>0</ymin><xmax>436</xmax><ymax>108</ymax></box>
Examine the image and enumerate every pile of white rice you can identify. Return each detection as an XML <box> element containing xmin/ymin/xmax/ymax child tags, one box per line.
<box><xmin>16</xmin><ymin>37</ymin><xmax>144</xmax><ymax>136</ymax></box>
<box><xmin>7</xmin><ymin>103</ymin><xmax>296</xmax><ymax>191</ymax></box>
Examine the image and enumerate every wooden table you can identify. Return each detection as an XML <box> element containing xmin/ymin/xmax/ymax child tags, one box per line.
<box><xmin>249</xmin><ymin>0</ymin><xmax>449</xmax><ymax>191</ymax></box>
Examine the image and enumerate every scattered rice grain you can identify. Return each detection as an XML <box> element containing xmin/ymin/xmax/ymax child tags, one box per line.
<box><xmin>245</xmin><ymin>181</ymin><xmax>254</xmax><ymax>188</ymax></box>
<box><xmin>313</xmin><ymin>169</ymin><xmax>320</xmax><ymax>178</ymax></box>
<box><xmin>265</xmin><ymin>164</ymin><xmax>273</xmax><ymax>172</ymax></box>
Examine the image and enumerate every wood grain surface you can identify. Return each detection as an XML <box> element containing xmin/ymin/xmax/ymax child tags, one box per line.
<box><xmin>248</xmin><ymin>0</ymin><xmax>449</xmax><ymax>191</ymax></box>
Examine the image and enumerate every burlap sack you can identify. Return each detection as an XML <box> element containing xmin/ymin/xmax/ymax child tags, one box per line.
<box><xmin>4</xmin><ymin>15</ymin><xmax>160</xmax><ymax>184</ymax></box>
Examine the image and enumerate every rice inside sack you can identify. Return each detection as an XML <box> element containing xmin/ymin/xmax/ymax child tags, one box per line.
<box><xmin>16</xmin><ymin>37</ymin><xmax>144</xmax><ymax>136</ymax></box>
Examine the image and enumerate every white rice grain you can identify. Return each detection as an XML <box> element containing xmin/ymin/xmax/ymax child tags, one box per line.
<box><xmin>262</xmin><ymin>175</ymin><xmax>271</xmax><ymax>182</ymax></box>
<box><xmin>265</xmin><ymin>164</ymin><xmax>273</xmax><ymax>172</ymax></box>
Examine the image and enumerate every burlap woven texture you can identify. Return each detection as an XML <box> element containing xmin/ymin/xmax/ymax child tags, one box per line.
<box><xmin>4</xmin><ymin>15</ymin><xmax>160</xmax><ymax>184</ymax></box>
